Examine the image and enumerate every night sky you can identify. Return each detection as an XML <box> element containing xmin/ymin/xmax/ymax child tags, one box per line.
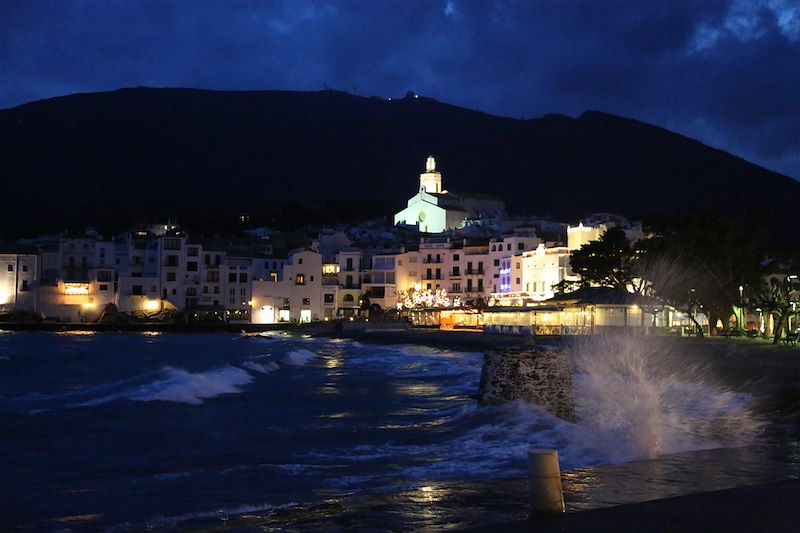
<box><xmin>1</xmin><ymin>0</ymin><xmax>798</xmax><ymax>178</ymax></box>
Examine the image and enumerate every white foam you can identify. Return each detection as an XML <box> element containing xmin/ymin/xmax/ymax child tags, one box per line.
<box><xmin>242</xmin><ymin>361</ymin><xmax>280</xmax><ymax>374</ymax></box>
<box><xmin>126</xmin><ymin>366</ymin><xmax>253</xmax><ymax>405</ymax></box>
<box><xmin>283</xmin><ymin>349</ymin><xmax>318</xmax><ymax>366</ymax></box>
<box><xmin>65</xmin><ymin>366</ymin><xmax>254</xmax><ymax>409</ymax></box>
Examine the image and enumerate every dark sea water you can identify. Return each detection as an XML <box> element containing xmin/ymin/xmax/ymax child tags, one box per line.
<box><xmin>0</xmin><ymin>331</ymin><xmax>797</xmax><ymax>531</ymax></box>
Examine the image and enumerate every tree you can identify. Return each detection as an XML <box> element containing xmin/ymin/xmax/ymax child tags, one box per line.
<box><xmin>569</xmin><ymin>227</ymin><xmax>639</xmax><ymax>291</ymax></box>
<box><xmin>749</xmin><ymin>275</ymin><xmax>800</xmax><ymax>344</ymax></box>
<box><xmin>644</xmin><ymin>215</ymin><xmax>763</xmax><ymax>334</ymax></box>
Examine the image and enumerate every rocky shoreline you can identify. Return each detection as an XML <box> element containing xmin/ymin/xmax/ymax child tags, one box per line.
<box><xmin>478</xmin><ymin>344</ymin><xmax>575</xmax><ymax>421</ymax></box>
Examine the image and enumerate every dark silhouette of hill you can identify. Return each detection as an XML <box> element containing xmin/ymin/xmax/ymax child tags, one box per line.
<box><xmin>0</xmin><ymin>87</ymin><xmax>797</xmax><ymax>242</ymax></box>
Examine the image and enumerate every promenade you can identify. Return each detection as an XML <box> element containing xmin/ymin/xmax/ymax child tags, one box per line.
<box><xmin>476</xmin><ymin>479</ymin><xmax>800</xmax><ymax>532</ymax></box>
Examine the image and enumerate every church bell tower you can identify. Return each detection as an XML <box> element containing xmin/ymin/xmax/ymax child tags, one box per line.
<box><xmin>419</xmin><ymin>155</ymin><xmax>442</xmax><ymax>193</ymax></box>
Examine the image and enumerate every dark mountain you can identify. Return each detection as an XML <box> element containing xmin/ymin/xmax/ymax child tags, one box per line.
<box><xmin>0</xmin><ymin>87</ymin><xmax>797</xmax><ymax>241</ymax></box>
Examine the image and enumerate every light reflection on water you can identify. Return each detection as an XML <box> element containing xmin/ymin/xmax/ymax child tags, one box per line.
<box><xmin>215</xmin><ymin>444</ymin><xmax>800</xmax><ymax>531</ymax></box>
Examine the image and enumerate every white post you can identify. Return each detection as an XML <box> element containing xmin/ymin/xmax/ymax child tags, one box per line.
<box><xmin>528</xmin><ymin>449</ymin><xmax>565</xmax><ymax>514</ymax></box>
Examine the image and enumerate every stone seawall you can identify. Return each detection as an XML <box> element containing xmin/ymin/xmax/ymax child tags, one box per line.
<box><xmin>478</xmin><ymin>345</ymin><xmax>575</xmax><ymax>421</ymax></box>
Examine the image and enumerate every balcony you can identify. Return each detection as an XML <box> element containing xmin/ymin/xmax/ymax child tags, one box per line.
<box><xmin>465</xmin><ymin>269</ymin><xmax>485</xmax><ymax>275</ymax></box>
<box><xmin>423</xmin><ymin>258</ymin><xmax>443</xmax><ymax>264</ymax></box>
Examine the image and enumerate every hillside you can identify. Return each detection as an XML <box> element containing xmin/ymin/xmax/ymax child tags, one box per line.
<box><xmin>0</xmin><ymin>87</ymin><xmax>797</xmax><ymax>241</ymax></box>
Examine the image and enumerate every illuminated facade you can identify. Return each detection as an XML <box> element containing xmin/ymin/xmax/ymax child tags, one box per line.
<box><xmin>37</xmin><ymin>235</ymin><xmax>116</xmax><ymax>322</ymax></box>
<box><xmin>520</xmin><ymin>244</ymin><xmax>577</xmax><ymax>301</ymax></box>
<box><xmin>251</xmin><ymin>249</ymin><xmax>326</xmax><ymax>324</ymax></box>
<box><xmin>0</xmin><ymin>250</ymin><xmax>38</xmax><ymax>313</ymax></box>
<box><xmin>394</xmin><ymin>156</ymin><xmax>507</xmax><ymax>233</ymax></box>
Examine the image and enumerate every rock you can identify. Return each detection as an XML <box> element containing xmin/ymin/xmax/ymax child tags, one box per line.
<box><xmin>478</xmin><ymin>346</ymin><xmax>575</xmax><ymax>421</ymax></box>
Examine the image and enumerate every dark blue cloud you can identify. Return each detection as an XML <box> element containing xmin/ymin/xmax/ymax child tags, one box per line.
<box><xmin>0</xmin><ymin>0</ymin><xmax>797</xmax><ymax>178</ymax></box>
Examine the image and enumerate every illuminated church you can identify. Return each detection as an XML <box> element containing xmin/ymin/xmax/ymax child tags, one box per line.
<box><xmin>394</xmin><ymin>156</ymin><xmax>506</xmax><ymax>233</ymax></box>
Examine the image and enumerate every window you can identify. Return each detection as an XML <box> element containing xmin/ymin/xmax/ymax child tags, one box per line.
<box><xmin>6</xmin><ymin>264</ymin><xmax>12</xmax><ymax>272</ymax></box>
<box><xmin>132</xmin><ymin>285</ymin><xmax>144</xmax><ymax>295</ymax></box>
<box><xmin>452</xmin><ymin>282</ymin><xmax>461</xmax><ymax>292</ymax></box>
<box><xmin>99</xmin><ymin>284</ymin><xmax>108</xmax><ymax>291</ymax></box>
<box><xmin>97</xmin><ymin>270</ymin><xmax>112</xmax><ymax>282</ymax></box>
<box><xmin>166</xmin><ymin>255</ymin><xmax>179</xmax><ymax>267</ymax></box>
<box><xmin>229</xmin><ymin>273</ymin><xmax>237</xmax><ymax>283</ymax></box>
<box><xmin>516</xmin><ymin>262</ymin><xmax>520</xmax><ymax>269</ymax></box>
<box><xmin>452</xmin><ymin>266</ymin><xmax>460</xmax><ymax>276</ymax></box>
<box><xmin>346</xmin><ymin>258</ymin><xmax>353</xmax><ymax>270</ymax></box>
<box><xmin>240</xmin><ymin>288</ymin><xmax>246</xmax><ymax>295</ymax></box>
<box><xmin>270</xmin><ymin>272</ymin><xmax>278</xmax><ymax>282</ymax></box>
<box><xmin>166</xmin><ymin>272</ymin><xmax>176</xmax><ymax>282</ymax></box>
<box><xmin>133</xmin><ymin>256</ymin><xmax>141</xmax><ymax>265</ymax></box>
<box><xmin>239</xmin><ymin>273</ymin><xmax>247</xmax><ymax>283</ymax></box>
<box><xmin>516</xmin><ymin>278</ymin><xmax>521</xmax><ymax>284</ymax></box>
<box><xmin>187</xmin><ymin>261</ymin><xmax>198</xmax><ymax>272</ymax></box>
<box><xmin>230</xmin><ymin>288</ymin><xmax>236</xmax><ymax>296</ymax></box>
<box><xmin>172</xmin><ymin>288</ymin><xmax>176</xmax><ymax>295</ymax></box>
<box><xmin>81</xmin><ymin>257</ymin><xmax>88</xmax><ymax>267</ymax></box>
<box><xmin>188</xmin><ymin>247</ymin><xmax>198</xmax><ymax>257</ymax></box>
<box><xmin>203</xmin><ymin>286</ymin><xmax>209</xmax><ymax>294</ymax></box>
<box><xmin>478</xmin><ymin>279</ymin><xmax>483</xmax><ymax>290</ymax></box>
<box><xmin>302</xmin><ymin>298</ymin><xmax>310</xmax><ymax>305</ymax></box>
<box><xmin>22</xmin><ymin>265</ymin><xmax>28</xmax><ymax>272</ymax></box>
<box><xmin>518</xmin><ymin>243</ymin><xmax>525</xmax><ymax>250</ymax></box>
<box><xmin>343</xmin><ymin>294</ymin><xmax>354</xmax><ymax>303</ymax></box>
<box><xmin>283</xmin><ymin>298</ymin><xmax>291</xmax><ymax>308</ymax></box>
<box><xmin>164</xmin><ymin>237</ymin><xmax>181</xmax><ymax>250</ymax></box>
<box><xmin>207</xmin><ymin>271</ymin><xmax>219</xmax><ymax>282</ymax></box>
<box><xmin>324</xmin><ymin>293</ymin><xmax>334</xmax><ymax>304</ymax></box>
<box><xmin>150</xmin><ymin>286</ymin><xmax>157</xmax><ymax>293</ymax></box>
<box><xmin>507</xmin><ymin>244</ymin><xmax>511</xmax><ymax>250</ymax></box>
<box><xmin>214</xmin><ymin>286</ymin><xmax>220</xmax><ymax>294</ymax></box>
<box><xmin>20</xmin><ymin>280</ymin><xmax>29</xmax><ymax>291</ymax></box>
<box><xmin>296</xmin><ymin>274</ymin><xmax>305</xmax><ymax>285</ymax></box>
<box><xmin>494</xmin><ymin>259</ymin><xmax>500</xmax><ymax>266</ymax></box>
<box><xmin>310</xmin><ymin>275</ymin><xmax>314</xmax><ymax>282</ymax></box>
<box><xmin>230</xmin><ymin>297</ymin><xmax>236</xmax><ymax>305</ymax></box>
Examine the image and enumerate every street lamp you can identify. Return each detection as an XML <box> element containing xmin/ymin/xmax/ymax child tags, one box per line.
<box><xmin>738</xmin><ymin>285</ymin><xmax>744</xmax><ymax>334</ymax></box>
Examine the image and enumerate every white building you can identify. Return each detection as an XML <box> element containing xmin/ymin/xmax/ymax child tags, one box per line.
<box><xmin>394</xmin><ymin>156</ymin><xmax>470</xmax><ymax>233</ymax></box>
<box><xmin>0</xmin><ymin>248</ymin><xmax>38</xmax><ymax>314</ymax></box>
<box><xmin>520</xmin><ymin>244</ymin><xmax>577</xmax><ymax>301</ymax></box>
<box><xmin>37</xmin><ymin>234</ymin><xmax>117</xmax><ymax>322</ymax></box>
<box><xmin>251</xmin><ymin>249</ymin><xmax>324</xmax><ymax>323</ymax></box>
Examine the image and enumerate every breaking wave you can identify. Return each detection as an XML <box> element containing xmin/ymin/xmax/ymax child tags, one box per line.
<box><xmin>283</xmin><ymin>349</ymin><xmax>318</xmax><ymax>366</ymax></box>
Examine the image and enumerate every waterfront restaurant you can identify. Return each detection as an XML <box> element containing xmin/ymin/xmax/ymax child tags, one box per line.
<box><xmin>483</xmin><ymin>287</ymin><xmax>677</xmax><ymax>336</ymax></box>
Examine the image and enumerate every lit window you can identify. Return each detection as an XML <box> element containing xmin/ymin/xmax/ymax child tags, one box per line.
<box><xmin>296</xmin><ymin>274</ymin><xmax>305</xmax><ymax>285</ymax></box>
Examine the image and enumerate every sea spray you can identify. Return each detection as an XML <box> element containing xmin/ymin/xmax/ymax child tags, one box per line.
<box><xmin>567</xmin><ymin>334</ymin><xmax>763</xmax><ymax>464</ymax></box>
